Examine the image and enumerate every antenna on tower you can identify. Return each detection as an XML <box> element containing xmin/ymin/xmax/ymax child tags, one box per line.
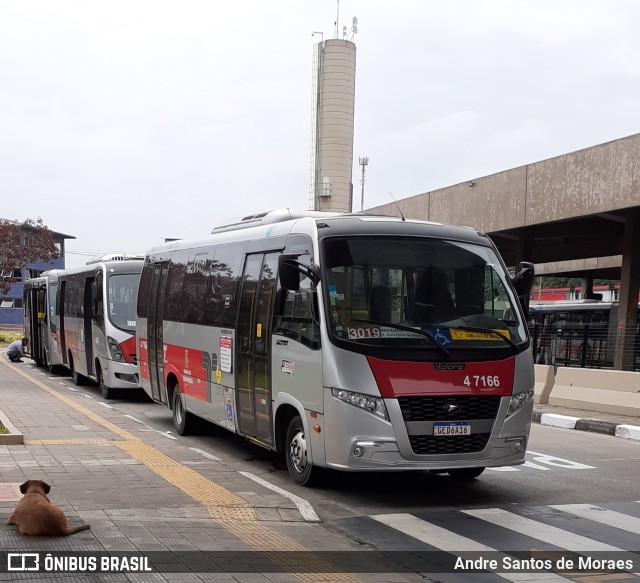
<box><xmin>345</xmin><ymin>17</ymin><xmax>358</xmax><ymax>41</ymax></box>
<box><xmin>334</xmin><ymin>0</ymin><xmax>340</xmax><ymax>39</ymax></box>
<box><xmin>359</xmin><ymin>155</ymin><xmax>369</xmax><ymax>211</ymax></box>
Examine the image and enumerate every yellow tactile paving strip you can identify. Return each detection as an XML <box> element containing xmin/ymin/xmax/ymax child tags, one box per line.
<box><xmin>3</xmin><ymin>360</ymin><xmax>362</xmax><ymax>582</ymax></box>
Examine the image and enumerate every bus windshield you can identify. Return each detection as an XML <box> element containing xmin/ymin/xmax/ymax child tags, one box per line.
<box><xmin>322</xmin><ymin>236</ymin><xmax>527</xmax><ymax>349</ymax></box>
<box><xmin>107</xmin><ymin>274</ymin><xmax>139</xmax><ymax>333</ymax></box>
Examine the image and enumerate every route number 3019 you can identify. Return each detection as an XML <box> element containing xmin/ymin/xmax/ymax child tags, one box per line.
<box><xmin>463</xmin><ymin>375</ymin><xmax>500</xmax><ymax>388</ymax></box>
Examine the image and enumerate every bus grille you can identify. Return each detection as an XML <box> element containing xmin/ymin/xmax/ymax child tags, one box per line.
<box><xmin>398</xmin><ymin>396</ymin><xmax>501</xmax><ymax>421</ymax></box>
<box><xmin>409</xmin><ymin>433</ymin><xmax>491</xmax><ymax>455</ymax></box>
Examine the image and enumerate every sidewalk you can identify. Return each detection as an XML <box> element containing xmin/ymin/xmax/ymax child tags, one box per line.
<box><xmin>0</xmin><ymin>358</ymin><xmax>416</xmax><ymax>583</ymax></box>
<box><xmin>533</xmin><ymin>401</ymin><xmax>640</xmax><ymax>440</ymax></box>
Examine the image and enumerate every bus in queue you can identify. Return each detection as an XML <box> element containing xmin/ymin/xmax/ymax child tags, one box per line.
<box><xmin>23</xmin><ymin>270</ymin><xmax>65</xmax><ymax>372</ymax></box>
<box><xmin>57</xmin><ymin>255</ymin><xmax>143</xmax><ymax>398</ymax></box>
<box><xmin>136</xmin><ymin>209</ymin><xmax>535</xmax><ymax>486</ymax></box>
<box><xmin>528</xmin><ymin>300</ymin><xmax>640</xmax><ymax>369</ymax></box>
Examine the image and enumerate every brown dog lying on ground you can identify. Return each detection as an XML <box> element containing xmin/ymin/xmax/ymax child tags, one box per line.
<box><xmin>6</xmin><ymin>480</ymin><xmax>90</xmax><ymax>536</ymax></box>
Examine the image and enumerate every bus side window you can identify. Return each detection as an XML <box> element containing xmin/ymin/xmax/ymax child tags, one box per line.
<box><xmin>273</xmin><ymin>247</ymin><xmax>319</xmax><ymax>350</ymax></box>
<box><xmin>165</xmin><ymin>250</ymin><xmax>190</xmax><ymax>323</ymax></box>
<box><xmin>209</xmin><ymin>244</ymin><xmax>243</xmax><ymax>328</ymax></box>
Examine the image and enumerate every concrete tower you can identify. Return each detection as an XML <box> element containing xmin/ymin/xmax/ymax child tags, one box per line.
<box><xmin>310</xmin><ymin>38</ymin><xmax>357</xmax><ymax>212</ymax></box>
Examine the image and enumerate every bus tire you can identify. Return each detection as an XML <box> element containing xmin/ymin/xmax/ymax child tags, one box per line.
<box><xmin>172</xmin><ymin>389</ymin><xmax>195</xmax><ymax>436</ymax></box>
<box><xmin>285</xmin><ymin>415</ymin><xmax>320</xmax><ymax>486</ymax></box>
<box><xmin>69</xmin><ymin>356</ymin><xmax>86</xmax><ymax>386</ymax></box>
<box><xmin>97</xmin><ymin>366</ymin><xmax>114</xmax><ymax>400</ymax></box>
<box><xmin>447</xmin><ymin>467</ymin><xmax>485</xmax><ymax>480</ymax></box>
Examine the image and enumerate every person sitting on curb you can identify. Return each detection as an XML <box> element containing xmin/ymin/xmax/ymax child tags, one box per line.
<box><xmin>6</xmin><ymin>337</ymin><xmax>29</xmax><ymax>363</ymax></box>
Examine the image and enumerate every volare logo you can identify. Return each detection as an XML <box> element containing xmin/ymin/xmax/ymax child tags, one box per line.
<box><xmin>434</xmin><ymin>363</ymin><xmax>465</xmax><ymax>371</ymax></box>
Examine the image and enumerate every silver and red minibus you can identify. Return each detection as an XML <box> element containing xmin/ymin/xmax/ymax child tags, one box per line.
<box><xmin>58</xmin><ymin>256</ymin><xmax>143</xmax><ymax>398</ymax></box>
<box><xmin>137</xmin><ymin>210</ymin><xmax>535</xmax><ymax>485</ymax></box>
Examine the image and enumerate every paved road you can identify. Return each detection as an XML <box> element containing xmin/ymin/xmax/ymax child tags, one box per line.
<box><xmin>5</xmin><ymin>362</ymin><xmax>639</xmax><ymax>581</ymax></box>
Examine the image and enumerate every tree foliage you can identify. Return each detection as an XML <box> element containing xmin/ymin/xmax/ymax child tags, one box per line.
<box><xmin>0</xmin><ymin>217</ymin><xmax>59</xmax><ymax>296</ymax></box>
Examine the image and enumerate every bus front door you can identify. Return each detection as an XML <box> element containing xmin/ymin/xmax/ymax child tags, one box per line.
<box><xmin>236</xmin><ymin>252</ymin><xmax>278</xmax><ymax>446</ymax></box>
<box><xmin>147</xmin><ymin>262</ymin><xmax>169</xmax><ymax>404</ymax></box>
<box><xmin>83</xmin><ymin>277</ymin><xmax>95</xmax><ymax>376</ymax></box>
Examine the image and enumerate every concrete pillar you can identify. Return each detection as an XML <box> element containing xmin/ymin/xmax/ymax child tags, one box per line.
<box><xmin>581</xmin><ymin>272</ymin><xmax>593</xmax><ymax>300</ymax></box>
<box><xmin>517</xmin><ymin>236</ymin><xmax>533</xmax><ymax>265</ymax></box>
<box><xmin>613</xmin><ymin>215</ymin><xmax>640</xmax><ymax>370</ymax></box>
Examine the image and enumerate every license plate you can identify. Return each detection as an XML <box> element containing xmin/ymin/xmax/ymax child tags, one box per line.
<box><xmin>434</xmin><ymin>422</ymin><xmax>471</xmax><ymax>436</ymax></box>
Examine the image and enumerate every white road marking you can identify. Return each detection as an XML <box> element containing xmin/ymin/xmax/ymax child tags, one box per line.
<box><xmin>98</xmin><ymin>402</ymin><xmax>113</xmax><ymax>409</ymax></box>
<box><xmin>124</xmin><ymin>415</ymin><xmax>148</xmax><ymax>426</ymax></box>
<box><xmin>487</xmin><ymin>451</ymin><xmax>592</xmax><ymax>472</ymax></box>
<box><xmin>371</xmin><ymin>513</ymin><xmax>565</xmax><ymax>581</ymax></box>
<box><xmin>189</xmin><ymin>447</ymin><xmax>221</xmax><ymax>462</ymax></box>
<box><xmin>526</xmin><ymin>451</ymin><xmax>595</xmax><ymax>470</ymax></box>
<box><xmin>463</xmin><ymin>508</ymin><xmax>636</xmax><ymax>555</ymax></box>
<box><xmin>551</xmin><ymin>504</ymin><xmax>640</xmax><ymax>535</ymax></box>
<box><xmin>238</xmin><ymin>471</ymin><xmax>321</xmax><ymax>523</ymax></box>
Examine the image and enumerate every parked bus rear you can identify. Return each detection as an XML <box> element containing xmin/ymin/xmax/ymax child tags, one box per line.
<box><xmin>23</xmin><ymin>270</ymin><xmax>65</xmax><ymax>372</ymax></box>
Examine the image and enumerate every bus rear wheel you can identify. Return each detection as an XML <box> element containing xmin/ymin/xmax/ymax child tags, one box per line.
<box><xmin>285</xmin><ymin>415</ymin><xmax>321</xmax><ymax>486</ymax></box>
<box><xmin>172</xmin><ymin>390</ymin><xmax>196</xmax><ymax>435</ymax></box>
<box><xmin>448</xmin><ymin>467</ymin><xmax>485</xmax><ymax>480</ymax></box>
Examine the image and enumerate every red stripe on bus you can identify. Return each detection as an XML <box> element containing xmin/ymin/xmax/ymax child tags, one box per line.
<box><xmin>366</xmin><ymin>356</ymin><xmax>515</xmax><ymax>398</ymax></box>
<box><xmin>138</xmin><ymin>338</ymin><xmax>149</xmax><ymax>380</ymax></box>
<box><xmin>119</xmin><ymin>335</ymin><xmax>137</xmax><ymax>364</ymax></box>
<box><xmin>164</xmin><ymin>343</ymin><xmax>207</xmax><ymax>401</ymax></box>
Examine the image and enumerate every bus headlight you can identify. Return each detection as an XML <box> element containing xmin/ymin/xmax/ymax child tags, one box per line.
<box><xmin>331</xmin><ymin>388</ymin><xmax>388</xmax><ymax>421</ymax></box>
<box><xmin>507</xmin><ymin>389</ymin><xmax>534</xmax><ymax>417</ymax></box>
<box><xmin>107</xmin><ymin>336</ymin><xmax>124</xmax><ymax>361</ymax></box>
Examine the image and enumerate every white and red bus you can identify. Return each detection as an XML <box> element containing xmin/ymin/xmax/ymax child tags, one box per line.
<box><xmin>57</xmin><ymin>256</ymin><xmax>143</xmax><ymax>398</ymax></box>
<box><xmin>23</xmin><ymin>270</ymin><xmax>65</xmax><ymax>372</ymax></box>
<box><xmin>136</xmin><ymin>210</ymin><xmax>535</xmax><ymax>485</ymax></box>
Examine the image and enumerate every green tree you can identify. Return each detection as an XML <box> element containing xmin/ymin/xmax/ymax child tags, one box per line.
<box><xmin>0</xmin><ymin>218</ymin><xmax>59</xmax><ymax>296</ymax></box>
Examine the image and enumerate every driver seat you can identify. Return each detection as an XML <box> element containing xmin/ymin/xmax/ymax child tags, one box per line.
<box><xmin>369</xmin><ymin>285</ymin><xmax>392</xmax><ymax>322</ymax></box>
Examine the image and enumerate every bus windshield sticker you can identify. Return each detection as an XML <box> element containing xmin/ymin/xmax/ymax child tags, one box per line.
<box><xmin>451</xmin><ymin>329</ymin><xmax>510</xmax><ymax>341</ymax></box>
<box><xmin>430</xmin><ymin>327</ymin><xmax>452</xmax><ymax>346</ymax></box>
<box><xmin>347</xmin><ymin>326</ymin><xmax>423</xmax><ymax>340</ymax></box>
<box><xmin>220</xmin><ymin>336</ymin><xmax>232</xmax><ymax>373</ymax></box>
<box><xmin>328</xmin><ymin>284</ymin><xmax>338</xmax><ymax>306</ymax></box>
<box><xmin>281</xmin><ymin>360</ymin><xmax>295</xmax><ymax>376</ymax></box>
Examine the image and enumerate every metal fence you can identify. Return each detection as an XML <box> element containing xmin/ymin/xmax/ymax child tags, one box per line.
<box><xmin>529</xmin><ymin>324</ymin><xmax>640</xmax><ymax>371</ymax></box>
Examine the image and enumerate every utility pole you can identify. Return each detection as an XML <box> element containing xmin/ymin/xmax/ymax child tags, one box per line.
<box><xmin>359</xmin><ymin>156</ymin><xmax>369</xmax><ymax>211</ymax></box>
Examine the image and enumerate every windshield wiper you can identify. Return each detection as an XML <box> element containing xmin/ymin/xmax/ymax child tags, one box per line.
<box><xmin>350</xmin><ymin>319</ymin><xmax>450</xmax><ymax>358</ymax></box>
<box><xmin>450</xmin><ymin>325</ymin><xmax>520</xmax><ymax>354</ymax></box>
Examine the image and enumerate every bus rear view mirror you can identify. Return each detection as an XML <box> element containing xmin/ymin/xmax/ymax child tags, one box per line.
<box><xmin>278</xmin><ymin>255</ymin><xmax>321</xmax><ymax>291</ymax></box>
<box><xmin>512</xmin><ymin>262</ymin><xmax>534</xmax><ymax>320</ymax></box>
<box><xmin>512</xmin><ymin>262</ymin><xmax>535</xmax><ymax>298</ymax></box>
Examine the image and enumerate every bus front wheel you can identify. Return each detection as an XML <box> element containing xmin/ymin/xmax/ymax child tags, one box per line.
<box><xmin>172</xmin><ymin>390</ymin><xmax>196</xmax><ymax>436</ymax></box>
<box><xmin>285</xmin><ymin>415</ymin><xmax>320</xmax><ymax>487</ymax></box>
<box><xmin>69</xmin><ymin>356</ymin><xmax>85</xmax><ymax>386</ymax></box>
<box><xmin>448</xmin><ymin>467</ymin><xmax>485</xmax><ymax>480</ymax></box>
<box><xmin>97</xmin><ymin>366</ymin><xmax>114</xmax><ymax>400</ymax></box>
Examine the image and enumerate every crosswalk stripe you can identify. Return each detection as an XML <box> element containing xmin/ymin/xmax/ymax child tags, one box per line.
<box><xmin>462</xmin><ymin>508</ymin><xmax>627</xmax><ymax>552</ymax></box>
<box><xmin>371</xmin><ymin>513</ymin><xmax>566</xmax><ymax>582</ymax></box>
<box><xmin>550</xmin><ymin>503</ymin><xmax>640</xmax><ymax>535</ymax></box>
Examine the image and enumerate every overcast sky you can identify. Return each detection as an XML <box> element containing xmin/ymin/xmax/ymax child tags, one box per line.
<box><xmin>2</xmin><ymin>1</ymin><xmax>640</xmax><ymax>269</ymax></box>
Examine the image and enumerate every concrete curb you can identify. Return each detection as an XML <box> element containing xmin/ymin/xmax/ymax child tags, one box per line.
<box><xmin>0</xmin><ymin>407</ymin><xmax>23</xmax><ymax>445</ymax></box>
<box><xmin>533</xmin><ymin>411</ymin><xmax>639</xmax><ymax>440</ymax></box>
